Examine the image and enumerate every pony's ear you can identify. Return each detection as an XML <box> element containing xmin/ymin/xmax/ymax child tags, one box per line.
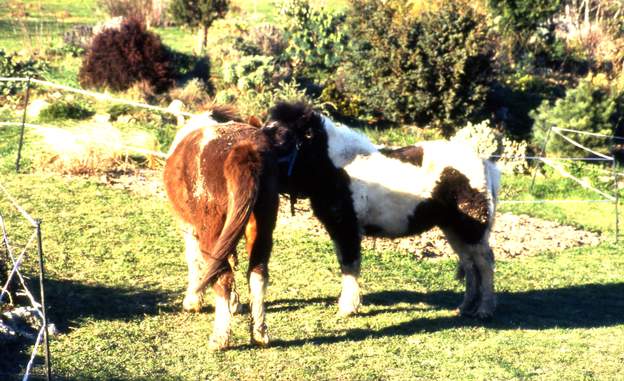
<box><xmin>269</xmin><ymin>101</ymin><xmax>314</xmax><ymax>128</ymax></box>
<box><xmin>247</xmin><ymin>115</ymin><xmax>262</xmax><ymax>128</ymax></box>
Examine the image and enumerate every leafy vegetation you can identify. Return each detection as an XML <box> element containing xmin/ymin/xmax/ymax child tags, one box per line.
<box><xmin>0</xmin><ymin>50</ymin><xmax>49</xmax><ymax>96</ymax></box>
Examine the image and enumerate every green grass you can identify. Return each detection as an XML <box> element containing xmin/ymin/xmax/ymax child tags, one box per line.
<box><xmin>1</xmin><ymin>122</ymin><xmax>624</xmax><ymax>381</ymax></box>
<box><xmin>1</xmin><ymin>2</ymin><xmax>623</xmax><ymax>379</ymax></box>
<box><xmin>499</xmin><ymin>170</ymin><xmax>623</xmax><ymax>235</ymax></box>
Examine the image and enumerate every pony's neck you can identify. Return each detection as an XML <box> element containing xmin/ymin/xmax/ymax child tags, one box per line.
<box><xmin>321</xmin><ymin>116</ymin><xmax>377</xmax><ymax>168</ymax></box>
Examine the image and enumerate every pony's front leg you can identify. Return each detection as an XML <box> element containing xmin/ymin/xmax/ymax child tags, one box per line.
<box><xmin>209</xmin><ymin>270</ymin><xmax>235</xmax><ymax>350</ymax></box>
<box><xmin>338</xmin><ymin>260</ymin><xmax>361</xmax><ymax>317</ymax></box>
<box><xmin>311</xmin><ymin>194</ymin><xmax>363</xmax><ymax>317</ymax></box>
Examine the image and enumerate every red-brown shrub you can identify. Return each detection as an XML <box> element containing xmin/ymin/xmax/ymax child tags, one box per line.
<box><xmin>79</xmin><ymin>18</ymin><xmax>176</xmax><ymax>92</ymax></box>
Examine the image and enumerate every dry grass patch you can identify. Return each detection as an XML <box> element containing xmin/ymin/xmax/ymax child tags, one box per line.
<box><xmin>31</xmin><ymin>121</ymin><xmax>160</xmax><ymax>175</ymax></box>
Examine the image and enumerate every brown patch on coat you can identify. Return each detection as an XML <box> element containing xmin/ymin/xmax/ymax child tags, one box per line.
<box><xmin>431</xmin><ymin>167</ymin><xmax>491</xmax><ymax>243</ymax></box>
<box><xmin>379</xmin><ymin>146</ymin><xmax>424</xmax><ymax>166</ymax></box>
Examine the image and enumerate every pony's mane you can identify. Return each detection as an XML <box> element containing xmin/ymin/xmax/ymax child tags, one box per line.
<box><xmin>202</xmin><ymin>104</ymin><xmax>243</xmax><ymax>123</ymax></box>
<box><xmin>321</xmin><ymin>116</ymin><xmax>377</xmax><ymax>168</ymax></box>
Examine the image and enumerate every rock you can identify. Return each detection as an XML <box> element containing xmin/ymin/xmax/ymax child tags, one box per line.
<box><xmin>94</xmin><ymin>114</ymin><xmax>111</xmax><ymax>124</ymax></box>
<box><xmin>168</xmin><ymin>99</ymin><xmax>186</xmax><ymax>126</ymax></box>
<box><xmin>27</xmin><ymin>99</ymin><xmax>50</xmax><ymax>119</ymax></box>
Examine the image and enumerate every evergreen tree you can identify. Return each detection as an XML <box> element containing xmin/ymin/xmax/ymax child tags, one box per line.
<box><xmin>169</xmin><ymin>0</ymin><xmax>229</xmax><ymax>52</ymax></box>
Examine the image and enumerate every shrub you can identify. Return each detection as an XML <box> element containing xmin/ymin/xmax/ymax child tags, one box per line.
<box><xmin>452</xmin><ymin>119</ymin><xmax>529</xmax><ymax>174</ymax></box>
<box><xmin>342</xmin><ymin>0</ymin><xmax>494</xmax><ymax>135</ymax></box>
<box><xmin>280</xmin><ymin>0</ymin><xmax>348</xmax><ymax>83</ymax></box>
<box><xmin>38</xmin><ymin>100</ymin><xmax>95</xmax><ymax>122</ymax></box>
<box><xmin>217</xmin><ymin>80</ymin><xmax>312</xmax><ymax>118</ymax></box>
<box><xmin>98</xmin><ymin>0</ymin><xmax>170</xmax><ymax>27</ymax></box>
<box><xmin>531</xmin><ymin>74</ymin><xmax>617</xmax><ymax>157</ymax></box>
<box><xmin>0</xmin><ymin>50</ymin><xmax>49</xmax><ymax>96</ymax></box>
<box><xmin>79</xmin><ymin>18</ymin><xmax>176</xmax><ymax>93</ymax></box>
<box><xmin>488</xmin><ymin>0</ymin><xmax>562</xmax><ymax>60</ymax></box>
<box><xmin>168</xmin><ymin>78</ymin><xmax>212</xmax><ymax>110</ymax></box>
<box><xmin>246</xmin><ymin>23</ymin><xmax>288</xmax><ymax>57</ymax></box>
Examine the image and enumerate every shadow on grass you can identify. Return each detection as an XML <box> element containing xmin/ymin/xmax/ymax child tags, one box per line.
<box><xmin>44</xmin><ymin>278</ymin><xmax>177</xmax><ymax>332</ymax></box>
<box><xmin>264</xmin><ymin>283</ymin><xmax>624</xmax><ymax>349</ymax></box>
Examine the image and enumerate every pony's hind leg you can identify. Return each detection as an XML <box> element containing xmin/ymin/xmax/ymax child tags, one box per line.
<box><xmin>245</xmin><ymin>193</ymin><xmax>278</xmax><ymax>347</ymax></box>
<box><xmin>209</xmin><ymin>270</ymin><xmax>235</xmax><ymax>350</ymax></box>
<box><xmin>456</xmin><ymin>257</ymin><xmax>481</xmax><ymax>316</ymax></box>
<box><xmin>443</xmin><ymin>229</ymin><xmax>482</xmax><ymax>317</ymax></box>
<box><xmin>182</xmin><ymin>225</ymin><xmax>204</xmax><ymax>312</ymax></box>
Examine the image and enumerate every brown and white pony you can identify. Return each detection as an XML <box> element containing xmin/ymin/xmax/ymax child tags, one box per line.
<box><xmin>164</xmin><ymin>111</ymin><xmax>282</xmax><ymax>350</ymax></box>
<box><xmin>164</xmin><ymin>102</ymin><xmax>500</xmax><ymax>350</ymax></box>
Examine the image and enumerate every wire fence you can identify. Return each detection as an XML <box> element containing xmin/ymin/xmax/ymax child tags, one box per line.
<box><xmin>0</xmin><ymin>181</ymin><xmax>51</xmax><ymax>381</ymax></box>
<box><xmin>1</xmin><ymin>76</ymin><xmax>622</xmax><ymax>239</ymax></box>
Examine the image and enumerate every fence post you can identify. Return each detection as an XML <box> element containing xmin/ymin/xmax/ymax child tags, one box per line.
<box><xmin>16</xmin><ymin>77</ymin><xmax>32</xmax><ymax>173</ymax></box>
<box><xmin>530</xmin><ymin>124</ymin><xmax>553</xmax><ymax>193</ymax></box>
<box><xmin>613</xmin><ymin>159</ymin><xmax>620</xmax><ymax>243</ymax></box>
<box><xmin>36</xmin><ymin>220</ymin><xmax>52</xmax><ymax>381</ymax></box>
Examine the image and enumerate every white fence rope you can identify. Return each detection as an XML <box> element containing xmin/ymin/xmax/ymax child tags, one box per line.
<box><xmin>1</xmin><ymin>214</ymin><xmax>42</xmax><ymax>309</ymax></box>
<box><xmin>22</xmin><ymin>325</ymin><xmax>45</xmax><ymax>381</ymax></box>
<box><xmin>0</xmin><ymin>205</ymin><xmax>47</xmax><ymax>381</ymax></box>
<box><xmin>553</xmin><ymin>126</ymin><xmax>624</xmax><ymax>141</ymax></box>
<box><xmin>551</xmin><ymin>128</ymin><xmax>614</xmax><ymax>160</ymax></box>
<box><xmin>0</xmin><ymin>77</ymin><xmax>195</xmax><ymax>118</ymax></box>
<box><xmin>0</xmin><ymin>230</ymin><xmax>38</xmax><ymax>305</ymax></box>
<box><xmin>0</xmin><ymin>182</ymin><xmax>38</xmax><ymax>227</ymax></box>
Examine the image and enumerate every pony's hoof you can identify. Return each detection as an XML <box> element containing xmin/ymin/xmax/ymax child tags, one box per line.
<box><xmin>208</xmin><ymin>334</ymin><xmax>230</xmax><ymax>351</ymax></box>
<box><xmin>338</xmin><ymin>295</ymin><xmax>360</xmax><ymax>317</ymax></box>
<box><xmin>251</xmin><ymin>325</ymin><xmax>270</xmax><ymax>347</ymax></box>
<box><xmin>476</xmin><ymin>309</ymin><xmax>494</xmax><ymax>320</ymax></box>
<box><xmin>337</xmin><ymin>305</ymin><xmax>359</xmax><ymax>317</ymax></box>
<box><xmin>183</xmin><ymin>294</ymin><xmax>202</xmax><ymax>312</ymax></box>
<box><xmin>457</xmin><ymin>301</ymin><xmax>478</xmax><ymax>317</ymax></box>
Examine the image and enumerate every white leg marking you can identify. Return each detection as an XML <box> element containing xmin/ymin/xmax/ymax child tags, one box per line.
<box><xmin>182</xmin><ymin>228</ymin><xmax>203</xmax><ymax>312</ymax></box>
<box><xmin>249</xmin><ymin>272</ymin><xmax>269</xmax><ymax>346</ymax></box>
<box><xmin>338</xmin><ymin>274</ymin><xmax>361</xmax><ymax>316</ymax></box>
<box><xmin>208</xmin><ymin>294</ymin><xmax>231</xmax><ymax>350</ymax></box>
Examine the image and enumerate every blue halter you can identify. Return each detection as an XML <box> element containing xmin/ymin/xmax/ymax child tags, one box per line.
<box><xmin>277</xmin><ymin>143</ymin><xmax>301</xmax><ymax>177</ymax></box>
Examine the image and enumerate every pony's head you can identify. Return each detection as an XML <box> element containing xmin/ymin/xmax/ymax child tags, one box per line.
<box><xmin>263</xmin><ymin>102</ymin><xmax>324</xmax><ymax>152</ymax></box>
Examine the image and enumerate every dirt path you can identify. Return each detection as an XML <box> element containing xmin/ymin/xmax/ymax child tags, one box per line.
<box><xmin>109</xmin><ymin>169</ymin><xmax>604</xmax><ymax>259</ymax></box>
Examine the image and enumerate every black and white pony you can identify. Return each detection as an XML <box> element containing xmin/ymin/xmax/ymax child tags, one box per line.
<box><xmin>263</xmin><ymin>102</ymin><xmax>500</xmax><ymax>319</ymax></box>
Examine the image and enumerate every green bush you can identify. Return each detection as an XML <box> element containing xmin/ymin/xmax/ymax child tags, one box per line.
<box><xmin>341</xmin><ymin>0</ymin><xmax>494</xmax><ymax>135</ymax></box>
<box><xmin>488</xmin><ymin>0</ymin><xmax>562</xmax><ymax>63</ymax></box>
<box><xmin>222</xmin><ymin>55</ymin><xmax>277</xmax><ymax>91</ymax></box>
<box><xmin>531</xmin><ymin>75</ymin><xmax>617</xmax><ymax>157</ymax></box>
<box><xmin>280</xmin><ymin>0</ymin><xmax>348</xmax><ymax>83</ymax></box>
<box><xmin>0</xmin><ymin>50</ymin><xmax>49</xmax><ymax>96</ymax></box>
<box><xmin>38</xmin><ymin>100</ymin><xmax>95</xmax><ymax>122</ymax></box>
<box><xmin>225</xmin><ymin>80</ymin><xmax>313</xmax><ymax>117</ymax></box>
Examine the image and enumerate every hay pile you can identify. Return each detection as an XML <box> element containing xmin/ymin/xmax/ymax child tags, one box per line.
<box><xmin>31</xmin><ymin>121</ymin><xmax>160</xmax><ymax>175</ymax></box>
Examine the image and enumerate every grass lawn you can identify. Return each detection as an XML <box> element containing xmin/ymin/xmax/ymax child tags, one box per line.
<box><xmin>1</xmin><ymin>1</ymin><xmax>623</xmax><ymax>379</ymax></box>
<box><xmin>1</xmin><ymin>124</ymin><xmax>623</xmax><ymax>381</ymax></box>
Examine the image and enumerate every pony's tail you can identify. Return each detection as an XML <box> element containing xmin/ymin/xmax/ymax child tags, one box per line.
<box><xmin>195</xmin><ymin>142</ymin><xmax>262</xmax><ymax>291</ymax></box>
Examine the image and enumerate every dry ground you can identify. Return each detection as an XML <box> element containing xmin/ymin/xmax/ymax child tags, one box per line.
<box><xmin>102</xmin><ymin>168</ymin><xmax>604</xmax><ymax>259</ymax></box>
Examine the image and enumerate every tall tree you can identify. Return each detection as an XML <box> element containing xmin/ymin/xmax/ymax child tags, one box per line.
<box><xmin>169</xmin><ymin>0</ymin><xmax>229</xmax><ymax>52</ymax></box>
